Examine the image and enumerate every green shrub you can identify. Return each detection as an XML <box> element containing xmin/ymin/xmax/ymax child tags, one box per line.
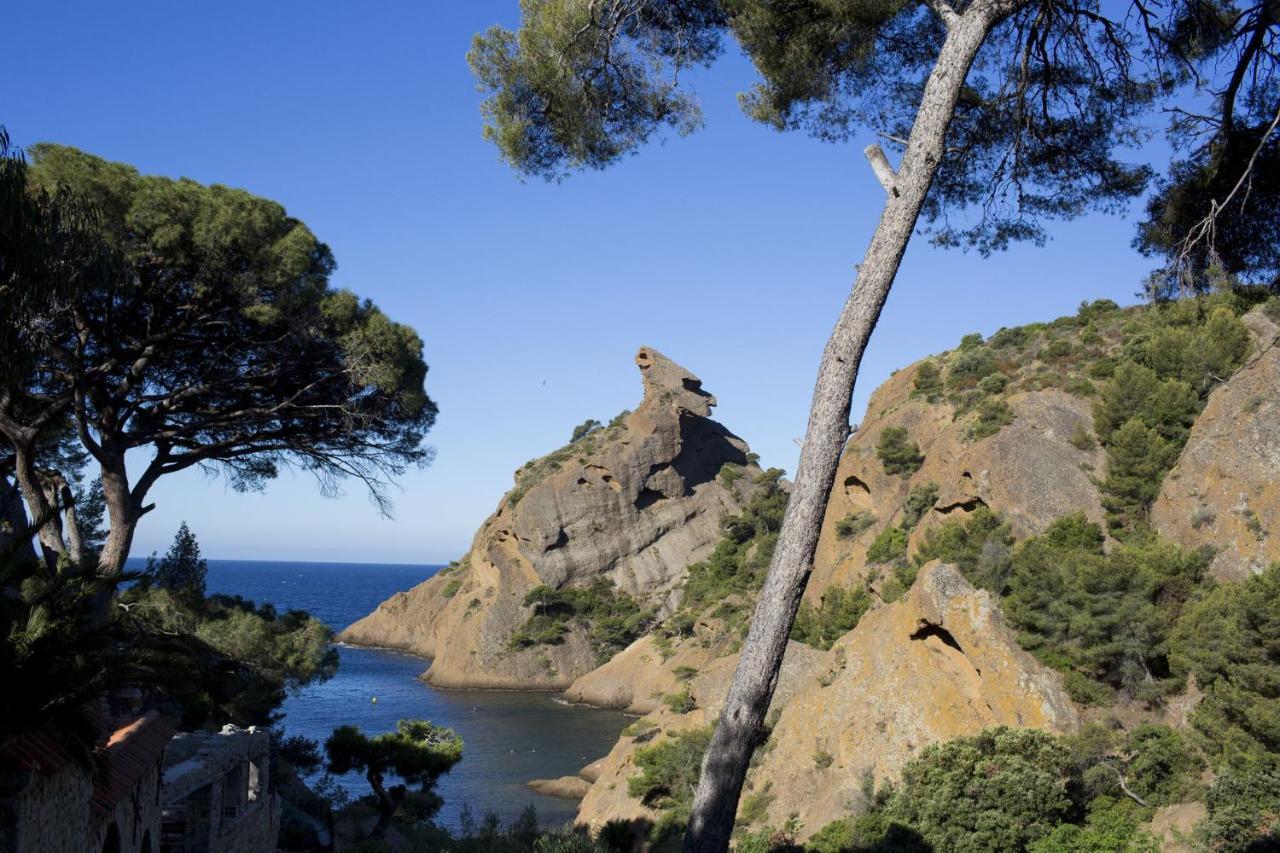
<box><xmin>628</xmin><ymin>726</ymin><xmax>713</xmax><ymax>816</ymax></box>
<box><xmin>968</xmin><ymin>397</ymin><xmax>1014</xmax><ymax>440</ymax></box>
<box><xmin>913</xmin><ymin>360</ymin><xmax>944</xmax><ymax>401</ymax></box>
<box><xmin>791</xmin><ymin>585</ymin><xmax>872</xmax><ymax>650</ymax></box>
<box><xmin>977</xmin><ymin>373</ymin><xmax>1009</xmax><ymax>395</ymax></box>
<box><xmin>1006</xmin><ymin>517</ymin><xmax>1210</xmax><ymax>701</ymax></box>
<box><xmin>990</xmin><ymin>325</ymin><xmax>1033</xmax><ymax>349</ymax></box>
<box><xmin>1068</xmin><ymin>422</ymin><xmax>1096</xmax><ymax>451</ymax></box>
<box><xmin>442</xmin><ymin>578</ymin><xmax>462</xmax><ymax>599</ymax></box>
<box><xmin>510</xmin><ymin>578</ymin><xmax>652</xmax><ymax>661</ymax></box>
<box><xmin>834</xmin><ymin>511</ymin><xmax>875</xmax><ymax>540</ymax></box>
<box><xmin>866</xmin><ymin>526</ymin><xmax>908</xmax><ymax>566</ymax></box>
<box><xmin>672</xmin><ymin>665</ymin><xmax>698</xmax><ymax>681</ymax></box>
<box><xmin>662</xmin><ymin>688</ymin><xmax>696</xmax><ymax>714</ymax></box>
<box><xmin>1099</xmin><ymin>418</ymin><xmax>1179</xmax><ymax>532</ymax></box>
<box><xmin>814</xmin><ymin>749</ymin><xmax>834</xmax><ymax>769</ymax></box>
<box><xmin>902</xmin><ymin>483</ymin><xmax>939</xmax><ymax>531</ymax></box>
<box><xmin>958</xmin><ymin>332</ymin><xmax>985</xmax><ymax>350</ymax></box>
<box><xmin>1197</xmin><ymin>769</ymin><xmax>1280</xmax><ymax>852</ymax></box>
<box><xmin>570</xmin><ymin>418</ymin><xmax>603</xmax><ymax>443</ymax></box>
<box><xmin>947</xmin><ymin>347</ymin><xmax>998</xmax><ymax>391</ymax></box>
<box><xmin>676</xmin><ymin>470</ymin><xmax>787</xmax><ymax>623</ymax></box>
<box><xmin>876</xmin><ymin>427</ymin><xmax>924</xmax><ymax>476</ymax></box>
<box><xmin>889</xmin><ymin>728</ymin><xmax>1074</xmax><ymax>852</ymax></box>
<box><xmin>913</xmin><ymin>507</ymin><xmax>1013</xmax><ymax>594</ymax></box>
<box><xmin>1169</xmin><ymin>563</ymin><xmax>1280</xmax><ymax>769</ymax></box>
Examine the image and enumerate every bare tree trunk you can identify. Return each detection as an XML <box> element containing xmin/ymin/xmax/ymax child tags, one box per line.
<box><xmin>10</xmin><ymin>441</ymin><xmax>66</xmax><ymax>566</ymax></box>
<box><xmin>682</xmin><ymin>12</ymin><xmax>999</xmax><ymax>851</ymax></box>
<box><xmin>47</xmin><ymin>470</ymin><xmax>86</xmax><ymax>566</ymax></box>
<box><xmin>1</xmin><ymin>474</ymin><xmax>37</xmax><ymax>563</ymax></box>
<box><xmin>97</xmin><ymin>451</ymin><xmax>139</xmax><ymax>577</ymax></box>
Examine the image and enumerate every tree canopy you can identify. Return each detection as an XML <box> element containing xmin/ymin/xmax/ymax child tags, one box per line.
<box><xmin>1</xmin><ymin>144</ymin><xmax>437</xmax><ymax>575</ymax></box>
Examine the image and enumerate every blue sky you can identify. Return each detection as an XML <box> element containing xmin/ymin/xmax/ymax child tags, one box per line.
<box><xmin>7</xmin><ymin>2</ymin><xmax>1160</xmax><ymax>563</ymax></box>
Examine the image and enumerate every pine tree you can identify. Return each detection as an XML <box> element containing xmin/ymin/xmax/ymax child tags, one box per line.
<box><xmin>146</xmin><ymin>522</ymin><xmax>207</xmax><ymax>599</ymax></box>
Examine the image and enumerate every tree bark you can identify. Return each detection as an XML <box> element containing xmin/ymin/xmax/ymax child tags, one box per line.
<box><xmin>10</xmin><ymin>441</ymin><xmax>66</xmax><ymax>566</ymax></box>
<box><xmin>97</xmin><ymin>450</ymin><xmax>140</xmax><ymax>577</ymax></box>
<box><xmin>682</xmin><ymin>11</ymin><xmax>1000</xmax><ymax>851</ymax></box>
<box><xmin>1</xmin><ymin>475</ymin><xmax>37</xmax><ymax>563</ymax></box>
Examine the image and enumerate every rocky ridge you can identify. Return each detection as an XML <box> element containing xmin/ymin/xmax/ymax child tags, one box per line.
<box><xmin>340</xmin><ymin>347</ymin><xmax>765</xmax><ymax>688</ymax></box>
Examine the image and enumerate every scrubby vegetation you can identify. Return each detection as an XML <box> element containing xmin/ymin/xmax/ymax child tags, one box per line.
<box><xmin>793</xmin><ymin>724</ymin><xmax>1204</xmax><ymax>853</ymax></box>
<box><xmin>791</xmin><ymin>585</ymin><xmax>872</xmax><ymax>650</ymax></box>
<box><xmin>659</xmin><ymin>469</ymin><xmax>788</xmax><ymax>641</ymax></box>
<box><xmin>629</xmin><ymin>727</ymin><xmax>715</xmax><ymax>844</ymax></box>
<box><xmin>876</xmin><ymin>427</ymin><xmax>924</xmax><ymax>476</ymax></box>
<box><xmin>833</xmin><ymin>511</ymin><xmax>875</xmax><ymax>540</ymax></box>
<box><xmin>510</xmin><ymin>577</ymin><xmax>653</xmax><ymax>662</ymax></box>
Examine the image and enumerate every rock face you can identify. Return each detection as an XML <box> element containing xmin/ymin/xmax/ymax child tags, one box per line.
<box><xmin>574</xmin><ymin>640</ymin><xmax>827</xmax><ymax>833</ymax></box>
<box><xmin>747</xmin><ymin>562</ymin><xmax>1079</xmax><ymax>836</ymax></box>
<box><xmin>340</xmin><ymin>347</ymin><xmax>763</xmax><ymax>689</ymax></box>
<box><xmin>1153</xmin><ymin>309</ymin><xmax>1280</xmax><ymax>580</ymax></box>
<box><xmin>810</xmin><ymin>363</ymin><xmax>1106</xmax><ymax>599</ymax></box>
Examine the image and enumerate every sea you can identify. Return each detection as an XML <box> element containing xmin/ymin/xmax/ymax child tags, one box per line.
<box><xmin>128</xmin><ymin>558</ymin><xmax>632</xmax><ymax>828</ymax></box>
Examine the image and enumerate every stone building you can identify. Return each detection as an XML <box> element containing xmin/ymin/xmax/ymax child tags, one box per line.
<box><xmin>159</xmin><ymin>726</ymin><xmax>278</xmax><ymax>853</ymax></box>
<box><xmin>0</xmin><ymin>710</ymin><xmax>176</xmax><ymax>853</ymax></box>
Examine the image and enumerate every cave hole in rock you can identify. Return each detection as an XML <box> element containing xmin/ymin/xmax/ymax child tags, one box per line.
<box><xmin>910</xmin><ymin>620</ymin><xmax>968</xmax><ymax>658</ymax></box>
<box><xmin>936</xmin><ymin>495</ymin><xmax>988</xmax><ymax>514</ymax></box>
<box><xmin>844</xmin><ymin>474</ymin><xmax>871</xmax><ymax>495</ymax></box>
<box><xmin>635</xmin><ymin>488</ymin><xmax>667</xmax><ymax>511</ymax></box>
<box><xmin>545</xmin><ymin>528</ymin><xmax>569</xmax><ymax>551</ymax></box>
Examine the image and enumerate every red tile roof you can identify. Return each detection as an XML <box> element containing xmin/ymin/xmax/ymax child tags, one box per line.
<box><xmin>90</xmin><ymin>711</ymin><xmax>176</xmax><ymax>823</ymax></box>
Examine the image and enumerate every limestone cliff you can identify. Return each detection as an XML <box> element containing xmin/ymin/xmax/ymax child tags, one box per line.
<box><xmin>573</xmin><ymin>563</ymin><xmax>1077</xmax><ymax>838</ymax></box>
<box><xmin>1152</xmin><ymin>309</ymin><xmax>1280</xmax><ymax>580</ymax></box>
<box><xmin>340</xmin><ymin>347</ymin><xmax>764</xmax><ymax>689</ymax></box>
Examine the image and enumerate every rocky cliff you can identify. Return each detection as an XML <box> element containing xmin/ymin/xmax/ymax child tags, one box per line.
<box><xmin>340</xmin><ymin>347</ymin><xmax>765</xmax><ymax>688</ymax></box>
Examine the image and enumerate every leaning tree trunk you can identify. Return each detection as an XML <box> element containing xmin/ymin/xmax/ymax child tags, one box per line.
<box><xmin>1</xmin><ymin>474</ymin><xmax>37</xmax><ymax>563</ymax></box>
<box><xmin>682</xmin><ymin>11</ymin><xmax>1000</xmax><ymax>851</ymax></box>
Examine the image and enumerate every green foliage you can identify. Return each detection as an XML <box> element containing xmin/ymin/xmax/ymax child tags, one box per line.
<box><xmin>675</xmin><ymin>470</ymin><xmax>787</xmax><ymax>621</ymax></box>
<box><xmin>1197</xmin><ymin>768</ymin><xmax>1280</xmax><ymax>852</ymax></box>
<box><xmin>628</xmin><ymin>726</ymin><xmax>714</xmax><ymax>820</ymax></box>
<box><xmin>1069</xmin><ymin>423</ymin><xmax>1097</xmax><ymax>451</ymax></box>
<box><xmin>791</xmin><ymin>585</ymin><xmax>872</xmax><ymax>650</ymax></box>
<box><xmin>1091</xmin><ymin>300</ymin><xmax>1253</xmax><ymax>531</ymax></box>
<box><xmin>1169</xmin><ymin>563</ymin><xmax>1280</xmax><ymax>769</ymax></box>
<box><xmin>144</xmin><ymin>521</ymin><xmax>207</xmax><ymax>599</ymax></box>
<box><xmin>119</xmin><ymin>585</ymin><xmax>338</xmax><ymax>728</ymax></box>
<box><xmin>834</xmin><ymin>511</ymin><xmax>875</xmax><ymax>540</ymax></box>
<box><xmin>0</xmin><ymin>552</ymin><xmax>157</xmax><ymax>766</ymax></box>
<box><xmin>326</xmin><ymin>719</ymin><xmax>463</xmax><ymax>839</ymax></box>
<box><xmin>947</xmin><ymin>347</ymin><xmax>999</xmax><ymax>391</ymax></box>
<box><xmin>876</xmin><ymin>427</ymin><xmax>923</xmax><ymax>476</ymax></box>
<box><xmin>511</xmin><ymin>578</ymin><xmax>652</xmax><ymax>662</ymax></box>
<box><xmin>968</xmin><ymin>397</ymin><xmax>1015</xmax><ymax>440</ymax></box>
<box><xmin>912</xmin><ymin>360</ymin><xmax>944</xmax><ymax>401</ymax></box>
<box><xmin>662</xmin><ymin>688</ymin><xmax>697</xmax><ymax>714</ymax></box>
<box><xmin>570</xmin><ymin>419</ymin><xmax>603</xmax><ymax>443</ymax></box>
<box><xmin>866</xmin><ymin>526</ymin><xmax>908</xmax><ymax>566</ymax></box>
<box><xmin>814</xmin><ymin>749</ymin><xmax>834</xmax><ymax>769</ymax></box>
<box><xmin>1099</xmin><ymin>419</ymin><xmax>1180</xmax><ymax>532</ymax></box>
<box><xmin>902</xmin><ymin>483</ymin><xmax>939</xmax><ymax>530</ymax></box>
<box><xmin>889</xmin><ymin>728</ymin><xmax>1075</xmax><ymax>852</ymax></box>
<box><xmin>442</xmin><ymin>578</ymin><xmax>463</xmax><ymax>599</ymax></box>
<box><xmin>1005</xmin><ymin>517</ymin><xmax>1210</xmax><ymax>702</ymax></box>
<box><xmin>1029</xmin><ymin>798</ymin><xmax>1158</xmax><ymax>853</ymax></box>
<box><xmin>20</xmin><ymin>144</ymin><xmax>435</xmax><ymax>534</ymax></box>
<box><xmin>959</xmin><ymin>333</ymin><xmax>985</xmax><ymax>351</ymax></box>
<box><xmin>912</xmin><ymin>507</ymin><xmax>1013</xmax><ymax>594</ymax></box>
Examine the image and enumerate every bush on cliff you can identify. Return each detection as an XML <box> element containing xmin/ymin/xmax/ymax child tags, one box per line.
<box><xmin>876</xmin><ymin>427</ymin><xmax>924</xmax><ymax>476</ymax></box>
<box><xmin>510</xmin><ymin>577</ymin><xmax>652</xmax><ymax>662</ymax></box>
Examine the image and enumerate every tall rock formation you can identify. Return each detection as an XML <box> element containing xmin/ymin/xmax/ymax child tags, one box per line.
<box><xmin>340</xmin><ymin>347</ymin><xmax>764</xmax><ymax>688</ymax></box>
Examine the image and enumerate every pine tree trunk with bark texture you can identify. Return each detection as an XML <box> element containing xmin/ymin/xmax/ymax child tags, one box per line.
<box><xmin>97</xmin><ymin>451</ymin><xmax>140</xmax><ymax>577</ymax></box>
<box><xmin>682</xmin><ymin>9</ymin><xmax>1008</xmax><ymax>850</ymax></box>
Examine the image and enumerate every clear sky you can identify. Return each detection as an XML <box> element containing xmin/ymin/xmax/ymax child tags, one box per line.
<box><xmin>6</xmin><ymin>2</ymin><xmax>1162</xmax><ymax>564</ymax></box>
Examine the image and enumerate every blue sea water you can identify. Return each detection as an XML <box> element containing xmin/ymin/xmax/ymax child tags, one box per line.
<box><xmin>133</xmin><ymin>558</ymin><xmax>631</xmax><ymax>828</ymax></box>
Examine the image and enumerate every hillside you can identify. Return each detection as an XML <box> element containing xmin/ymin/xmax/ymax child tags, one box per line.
<box><xmin>350</xmin><ymin>294</ymin><xmax>1280</xmax><ymax>847</ymax></box>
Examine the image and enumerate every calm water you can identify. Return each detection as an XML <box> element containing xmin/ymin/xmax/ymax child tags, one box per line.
<box><xmin>130</xmin><ymin>558</ymin><xmax>630</xmax><ymax>827</ymax></box>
